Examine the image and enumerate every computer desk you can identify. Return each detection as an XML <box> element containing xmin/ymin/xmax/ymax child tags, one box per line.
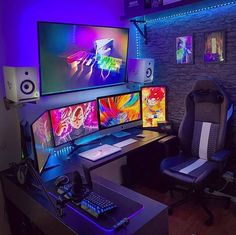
<box><xmin>58</xmin><ymin>128</ymin><xmax>168</xmax><ymax>173</ymax></box>
<box><xmin>1</xmin><ymin>128</ymin><xmax>169</xmax><ymax>235</ymax></box>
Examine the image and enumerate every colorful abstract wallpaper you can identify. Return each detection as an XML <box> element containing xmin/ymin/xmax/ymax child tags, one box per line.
<box><xmin>38</xmin><ymin>22</ymin><xmax>129</xmax><ymax>95</ymax></box>
<box><xmin>98</xmin><ymin>92</ymin><xmax>141</xmax><ymax>128</ymax></box>
<box><xmin>141</xmin><ymin>87</ymin><xmax>166</xmax><ymax>127</ymax></box>
<box><xmin>32</xmin><ymin>112</ymin><xmax>54</xmax><ymax>173</ymax></box>
<box><xmin>50</xmin><ymin>101</ymin><xmax>99</xmax><ymax>146</ymax></box>
<box><xmin>176</xmin><ymin>35</ymin><xmax>193</xmax><ymax>64</ymax></box>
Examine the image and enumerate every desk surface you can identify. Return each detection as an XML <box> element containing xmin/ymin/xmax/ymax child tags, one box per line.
<box><xmin>1</xmin><ymin>128</ymin><xmax>169</xmax><ymax>235</ymax></box>
<box><xmin>1</xmin><ymin>171</ymin><xmax>168</xmax><ymax>235</ymax></box>
<box><xmin>47</xmin><ymin>128</ymin><xmax>167</xmax><ymax>175</ymax></box>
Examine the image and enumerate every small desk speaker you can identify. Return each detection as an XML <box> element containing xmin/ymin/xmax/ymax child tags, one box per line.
<box><xmin>3</xmin><ymin>66</ymin><xmax>40</xmax><ymax>103</ymax></box>
<box><xmin>128</xmin><ymin>58</ymin><xmax>154</xmax><ymax>83</ymax></box>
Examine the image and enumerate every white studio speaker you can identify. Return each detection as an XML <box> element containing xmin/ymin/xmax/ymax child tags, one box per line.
<box><xmin>128</xmin><ymin>58</ymin><xmax>154</xmax><ymax>83</ymax></box>
<box><xmin>3</xmin><ymin>66</ymin><xmax>40</xmax><ymax>103</ymax></box>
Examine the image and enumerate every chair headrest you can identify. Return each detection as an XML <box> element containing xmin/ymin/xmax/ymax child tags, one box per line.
<box><xmin>192</xmin><ymin>79</ymin><xmax>219</xmax><ymax>91</ymax></box>
<box><xmin>190</xmin><ymin>79</ymin><xmax>224</xmax><ymax>103</ymax></box>
<box><xmin>190</xmin><ymin>89</ymin><xmax>224</xmax><ymax>103</ymax></box>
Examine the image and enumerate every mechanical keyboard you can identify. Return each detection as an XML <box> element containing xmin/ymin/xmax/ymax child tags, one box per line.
<box><xmin>80</xmin><ymin>191</ymin><xmax>117</xmax><ymax>218</ymax></box>
<box><xmin>78</xmin><ymin>144</ymin><xmax>122</xmax><ymax>161</ymax></box>
<box><xmin>113</xmin><ymin>138</ymin><xmax>137</xmax><ymax>148</ymax></box>
<box><xmin>56</xmin><ymin>183</ymin><xmax>116</xmax><ymax>218</ymax></box>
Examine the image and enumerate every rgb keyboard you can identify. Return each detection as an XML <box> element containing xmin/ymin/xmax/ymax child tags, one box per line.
<box><xmin>56</xmin><ymin>184</ymin><xmax>116</xmax><ymax>218</ymax></box>
<box><xmin>80</xmin><ymin>191</ymin><xmax>117</xmax><ymax>218</ymax></box>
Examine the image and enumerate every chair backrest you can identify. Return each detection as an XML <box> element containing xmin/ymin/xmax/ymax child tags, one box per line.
<box><xmin>178</xmin><ymin>79</ymin><xmax>233</xmax><ymax>159</ymax></box>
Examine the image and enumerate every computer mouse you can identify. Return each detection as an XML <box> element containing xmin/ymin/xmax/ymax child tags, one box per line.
<box><xmin>54</xmin><ymin>175</ymin><xmax>70</xmax><ymax>187</ymax></box>
<box><xmin>136</xmin><ymin>134</ymin><xmax>146</xmax><ymax>138</ymax></box>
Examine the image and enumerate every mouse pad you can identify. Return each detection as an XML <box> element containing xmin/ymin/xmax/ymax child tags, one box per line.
<box><xmin>46</xmin><ymin>173</ymin><xmax>143</xmax><ymax>231</ymax></box>
<box><xmin>138</xmin><ymin>130</ymin><xmax>167</xmax><ymax>142</ymax></box>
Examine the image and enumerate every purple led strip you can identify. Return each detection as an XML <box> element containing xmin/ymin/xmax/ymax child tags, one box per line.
<box><xmin>128</xmin><ymin>205</ymin><xmax>144</xmax><ymax>220</ymax></box>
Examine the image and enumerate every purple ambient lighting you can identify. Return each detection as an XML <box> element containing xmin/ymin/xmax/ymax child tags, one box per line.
<box><xmin>49</xmin><ymin>192</ymin><xmax>113</xmax><ymax>232</ymax></box>
<box><xmin>49</xmin><ymin>191</ymin><xmax>144</xmax><ymax>232</ymax></box>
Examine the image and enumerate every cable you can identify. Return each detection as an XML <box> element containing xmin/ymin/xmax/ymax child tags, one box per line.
<box><xmin>218</xmin><ymin>180</ymin><xmax>229</xmax><ymax>192</ymax></box>
<box><xmin>25</xmin><ymin>159</ymin><xmax>63</xmax><ymax>217</ymax></box>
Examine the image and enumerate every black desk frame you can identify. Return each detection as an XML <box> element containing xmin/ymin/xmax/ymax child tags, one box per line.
<box><xmin>1</xmin><ymin>128</ymin><xmax>169</xmax><ymax>235</ymax></box>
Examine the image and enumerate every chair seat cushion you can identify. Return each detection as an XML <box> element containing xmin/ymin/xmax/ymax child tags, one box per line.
<box><xmin>162</xmin><ymin>156</ymin><xmax>218</xmax><ymax>186</ymax></box>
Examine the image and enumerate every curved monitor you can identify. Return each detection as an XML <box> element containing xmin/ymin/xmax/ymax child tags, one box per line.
<box><xmin>141</xmin><ymin>86</ymin><xmax>166</xmax><ymax>127</ymax></box>
<box><xmin>50</xmin><ymin>100</ymin><xmax>99</xmax><ymax>146</ymax></box>
<box><xmin>38</xmin><ymin>22</ymin><xmax>129</xmax><ymax>95</ymax></box>
<box><xmin>31</xmin><ymin>111</ymin><xmax>54</xmax><ymax>173</ymax></box>
<box><xmin>98</xmin><ymin>91</ymin><xmax>141</xmax><ymax>131</ymax></box>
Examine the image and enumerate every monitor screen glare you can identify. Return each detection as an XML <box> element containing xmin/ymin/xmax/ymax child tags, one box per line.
<box><xmin>141</xmin><ymin>86</ymin><xmax>166</xmax><ymax>127</ymax></box>
<box><xmin>50</xmin><ymin>100</ymin><xmax>99</xmax><ymax>146</ymax></box>
<box><xmin>38</xmin><ymin>22</ymin><xmax>129</xmax><ymax>95</ymax></box>
<box><xmin>98</xmin><ymin>92</ymin><xmax>141</xmax><ymax>129</ymax></box>
<box><xmin>32</xmin><ymin>112</ymin><xmax>54</xmax><ymax>173</ymax></box>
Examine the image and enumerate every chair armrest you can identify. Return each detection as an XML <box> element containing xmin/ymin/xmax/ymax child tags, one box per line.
<box><xmin>210</xmin><ymin>149</ymin><xmax>231</xmax><ymax>163</ymax></box>
<box><xmin>158</xmin><ymin>135</ymin><xmax>180</xmax><ymax>157</ymax></box>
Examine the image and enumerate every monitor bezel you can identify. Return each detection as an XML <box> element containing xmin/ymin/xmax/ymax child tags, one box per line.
<box><xmin>31</xmin><ymin>111</ymin><xmax>54</xmax><ymax>174</ymax></box>
<box><xmin>49</xmin><ymin>99</ymin><xmax>100</xmax><ymax>147</ymax></box>
<box><xmin>37</xmin><ymin>21</ymin><xmax>130</xmax><ymax>96</ymax></box>
<box><xmin>141</xmin><ymin>85</ymin><xmax>167</xmax><ymax>128</ymax></box>
<box><xmin>97</xmin><ymin>91</ymin><xmax>142</xmax><ymax>131</ymax></box>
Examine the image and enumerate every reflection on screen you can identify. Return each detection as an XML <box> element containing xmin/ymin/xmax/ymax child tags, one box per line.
<box><xmin>32</xmin><ymin>112</ymin><xmax>54</xmax><ymax>173</ymax></box>
<box><xmin>141</xmin><ymin>86</ymin><xmax>166</xmax><ymax>127</ymax></box>
<box><xmin>50</xmin><ymin>100</ymin><xmax>99</xmax><ymax>146</ymax></box>
<box><xmin>38</xmin><ymin>22</ymin><xmax>129</xmax><ymax>95</ymax></box>
<box><xmin>98</xmin><ymin>92</ymin><xmax>141</xmax><ymax>129</ymax></box>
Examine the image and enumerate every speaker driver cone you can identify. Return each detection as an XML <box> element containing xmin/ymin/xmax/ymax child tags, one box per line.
<box><xmin>20</xmin><ymin>80</ymin><xmax>35</xmax><ymax>95</ymax></box>
<box><xmin>146</xmin><ymin>68</ymin><xmax>152</xmax><ymax>78</ymax></box>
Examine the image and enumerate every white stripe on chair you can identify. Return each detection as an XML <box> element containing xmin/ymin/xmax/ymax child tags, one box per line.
<box><xmin>179</xmin><ymin>159</ymin><xmax>207</xmax><ymax>174</ymax></box>
<box><xmin>199</xmin><ymin>122</ymin><xmax>211</xmax><ymax>160</ymax></box>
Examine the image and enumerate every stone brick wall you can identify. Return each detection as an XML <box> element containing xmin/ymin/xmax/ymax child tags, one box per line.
<box><xmin>139</xmin><ymin>4</ymin><xmax>236</xmax><ymax>146</ymax></box>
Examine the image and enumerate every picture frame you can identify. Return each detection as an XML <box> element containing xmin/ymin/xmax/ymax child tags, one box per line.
<box><xmin>204</xmin><ymin>31</ymin><xmax>225</xmax><ymax>63</ymax></box>
<box><xmin>144</xmin><ymin>0</ymin><xmax>163</xmax><ymax>9</ymax></box>
<box><xmin>176</xmin><ymin>35</ymin><xmax>194</xmax><ymax>65</ymax></box>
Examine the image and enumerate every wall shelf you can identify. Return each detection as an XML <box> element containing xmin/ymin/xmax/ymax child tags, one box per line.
<box><xmin>122</xmin><ymin>0</ymin><xmax>201</xmax><ymax>20</ymax></box>
<box><xmin>130</xmin><ymin>20</ymin><xmax>148</xmax><ymax>44</ymax></box>
<box><xmin>3</xmin><ymin>97</ymin><xmax>37</xmax><ymax>110</ymax></box>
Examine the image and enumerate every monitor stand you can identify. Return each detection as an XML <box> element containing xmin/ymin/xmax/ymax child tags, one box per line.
<box><xmin>112</xmin><ymin>131</ymin><xmax>131</xmax><ymax>138</ymax></box>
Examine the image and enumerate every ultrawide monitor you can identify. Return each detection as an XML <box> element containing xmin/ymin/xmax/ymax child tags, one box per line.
<box><xmin>38</xmin><ymin>22</ymin><xmax>129</xmax><ymax>95</ymax></box>
<box><xmin>31</xmin><ymin>111</ymin><xmax>54</xmax><ymax>173</ymax></box>
<box><xmin>98</xmin><ymin>91</ymin><xmax>141</xmax><ymax>130</ymax></box>
<box><xmin>141</xmin><ymin>86</ymin><xmax>166</xmax><ymax>127</ymax></box>
<box><xmin>50</xmin><ymin>100</ymin><xmax>99</xmax><ymax>146</ymax></box>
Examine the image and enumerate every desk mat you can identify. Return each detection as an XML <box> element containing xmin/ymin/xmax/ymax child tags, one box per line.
<box><xmin>46</xmin><ymin>173</ymin><xmax>144</xmax><ymax>231</ymax></box>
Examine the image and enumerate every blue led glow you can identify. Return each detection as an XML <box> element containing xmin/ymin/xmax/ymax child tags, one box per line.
<box><xmin>148</xmin><ymin>1</ymin><xmax>236</xmax><ymax>23</ymax></box>
<box><xmin>136</xmin><ymin>28</ymin><xmax>141</xmax><ymax>58</ymax></box>
<box><xmin>52</xmin><ymin>145</ymin><xmax>73</xmax><ymax>159</ymax></box>
<box><xmin>135</xmin><ymin>0</ymin><xmax>236</xmax><ymax>57</ymax></box>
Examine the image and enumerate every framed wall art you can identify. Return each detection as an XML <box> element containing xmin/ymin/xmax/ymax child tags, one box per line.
<box><xmin>176</xmin><ymin>35</ymin><xmax>193</xmax><ymax>64</ymax></box>
<box><xmin>204</xmin><ymin>31</ymin><xmax>225</xmax><ymax>63</ymax></box>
